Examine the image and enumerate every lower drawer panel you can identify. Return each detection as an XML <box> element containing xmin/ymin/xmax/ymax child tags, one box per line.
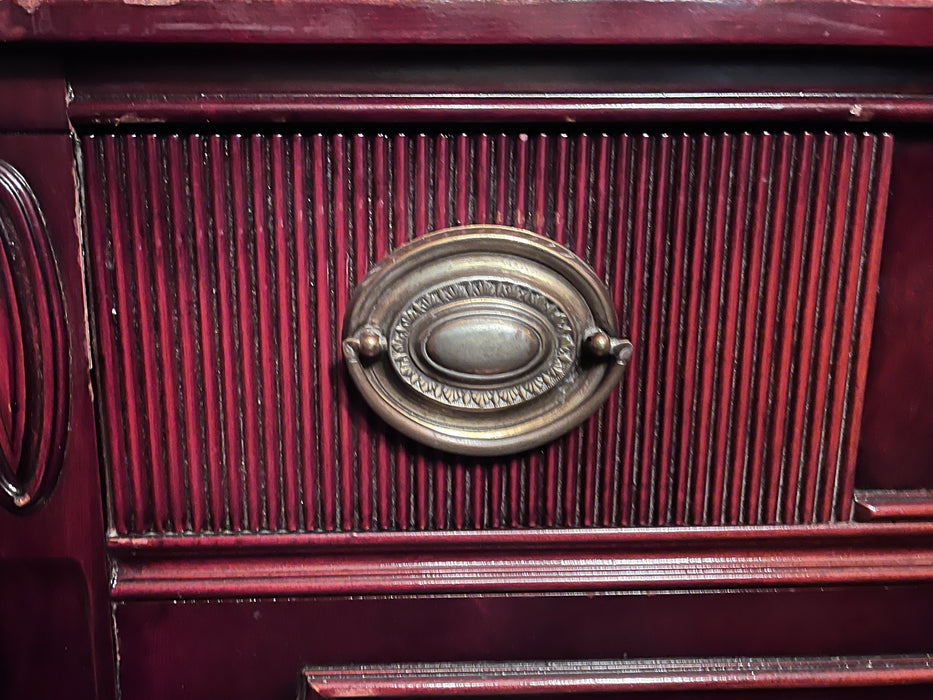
<box><xmin>114</xmin><ymin>585</ymin><xmax>933</xmax><ymax>699</ymax></box>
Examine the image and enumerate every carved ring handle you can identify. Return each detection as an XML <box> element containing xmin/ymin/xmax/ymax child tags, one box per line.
<box><xmin>342</xmin><ymin>225</ymin><xmax>633</xmax><ymax>456</ymax></box>
<box><xmin>0</xmin><ymin>160</ymin><xmax>70</xmax><ymax>512</ymax></box>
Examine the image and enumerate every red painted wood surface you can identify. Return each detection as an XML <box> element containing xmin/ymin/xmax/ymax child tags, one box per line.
<box><xmin>82</xmin><ymin>130</ymin><xmax>891</xmax><ymax>535</ymax></box>
<box><xmin>0</xmin><ymin>560</ymin><xmax>97</xmax><ymax>699</ymax></box>
<box><xmin>7</xmin><ymin>0</ymin><xmax>933</xmax><ymax>46</ymax></box>
<box><xmin>64</xmin><ymin>47</ymin><xmax>933</xmax><ymax>129</ymax></box>
<box><xmin>6</xmin><ymin>39</ymin><xmax>933</xmax><ymax>700</ymax></box>
<box><xmin>113</xmin><ymin>586</ymin><xmax>933</xmax><ymax>700</ymax></box>
<box><xmin>857</xmin><ymin>139</ymin><xmax>933</xmax><ymax>490</ymax></box>
<box><xmin>854</xmin><ymin>490</ymin><xmax>933</xmax><ymax>522</ymax></box>
<box><xmin>108</xmin><ymin>523</ymin><xmax>933</xmax><ymax>600</ymax></box>
<box><xmin>0</xmin><ymin>134</ymin><xmax>115</xmax><ymax>700</ymax></box>
<box><xmin>0</xmin><ymin>48</ymin><xmax>67</xmax><ymax>131</ymax></box>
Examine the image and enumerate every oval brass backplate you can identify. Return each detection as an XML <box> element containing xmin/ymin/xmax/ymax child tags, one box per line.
<box><xmin>342</xmin><ymin>225</ymin><xmax>632</xmax><ymax>456</ymax></box>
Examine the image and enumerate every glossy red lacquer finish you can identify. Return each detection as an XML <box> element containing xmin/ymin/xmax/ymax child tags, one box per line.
<box><xmin>0</xmin><ymin>130</ymin><xmax>115</xmax><ymax>700</ymax></box>
<box><xmin>6</xmin><ymin>0</ymin><xmax>933</xmax><ymax>46</ymax></box>
<box><xmin>4</xmin><ymin>33</ymin><xmax>933</xmax><ymax>700</ymax></box>
<box><xmin>114</xmin><ymin>585</ymin><xmax>933</xmax><ymax>700</ymax></box>
<box><xmin>81</xmin><ymin>130</ymin><xmax>890</xmax><ymax>534</ymax></box>
<box><xmin>299</xmin><ymin>657</ymin><xmax>933</xmax><ymax>697</ymax></box>
<box><xmin>857</xmin><ymin>139</ymin><xmax>933</xmax><ymax>490</ymax></box>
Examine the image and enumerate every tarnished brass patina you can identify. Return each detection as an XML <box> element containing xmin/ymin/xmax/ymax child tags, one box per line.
<box><xmin>342</xmin><ymin>225</ymin><xmax>632</xmax><ymax>456</ymax></box>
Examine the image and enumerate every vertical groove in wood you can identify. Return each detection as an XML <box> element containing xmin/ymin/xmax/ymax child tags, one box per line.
<box><xmin>333</xmin><ymin>135</ymin><xmax>356</xmax><ymax>531</ymax></box>
<box><xmin>310</xmin><ymin>134</ymin><xmax>335</xmax><ymax>531</ymax></box>
<box><xmin>803</xmin><ymin>134</ymin><xmax>856</xmax><ymax>523</ymax></box>
<box><xmin>186</xmin><ymin>136</ymin><xmax>223</xmax><ymax>532</ymax></box>
<box><xmin>674</xmin><ymin>134</ymin><xmax>711</xmax><ymax>526</ymax></box>
<box><xmin>838</xmin><ymin>134</ymin><xmax>894</xmax><ymax>519</ymax></box>
<box><xmin>784</xmin><ymin>134</ymin><xmax>833</xmax><ymax>524</ymax></box>
<box><xmin>727</xmin><ymin>134</ymin><xmax>773</xmax><ymax>525</ymax></box>
<box><xmin>165</xmin><ymin>137</ymin><xmax>206</xmax><ymax>532</ymax></box>
<box><xmin>229</xmin><ymin>136</ymin><xmax>263</xmax><ymax>531</ymax></box>
<box><xmin>657</xmin><ymin>136</ymin><xmax>691</xmax><ymax>526</ymax></box>
<box><xmin>638</xmin><ymin>135</ymin><xmax>670</xmax><ymax>526</ymax></box>
<box><xmin>144</xmin><ymin>135</ymin><xmax>188</xmax><ymax>532</ymax></box>
<box><xmin>122</xmin><ymin>136</ymin><xmax>166</xmax><ymax>533</ymax></box>
<box><xmin>764</xmin><ymin>134</ymin><xmax>814</xmax><ymax>524</ymax></box>
<box><xmin>293</xmin><ymin>135</ymin><xmax>318</xmax><ymax>531</ymax></box>
<box><xmin>747</xmin><ymin>134</ymin><xmax>792</xmax><ymax>524</ymax></box>
<box><xmin>432</xmin><ymin>134</ymin><xmax>450</xmax><ymax>531</ymax></box>
<box><xmin>709</xmin><ymin>134</ymin><xmax>750</xmax><ymax>525</ymax></box>
<box><xmin>83</xmin><ymin>135</ymin><xmax>129</xmax><ymax>534</ymax></box>
<box><xmin>270</xmin><ymin>136</ymin><xmax>301</xmax><ymax>532</ymax></box>
<box><xmin>83</xmin><ymin>131</ymin><xmax>891</xmax><ymax>535</ymax></box>
<box><xmin>413</xmin><ymin>134</ymin><xmax>431</xmax><ymax>531</ymax></box>
<box><xmin>818</xmin><ymin>135</ymin><xmax>869</xmax><ymax>522</ymax></box>
<box><xmin>604</xmin><ymin>134</ymin><xmax>630</xmax><ymax>527</ymax></box>
<box><xmin>103</xmin><ymin>136</ymin><xmax>149</xmax><ymax>533</ymax></box>
<box><xmin>350</xmin><ymin>134</ymin><xmax>373</xmax><ymax>531</ymax></box>
<box><xmin>582</xmin><ymin>134</ymin><xmax>611</xmax><ymax>527</ymax></box>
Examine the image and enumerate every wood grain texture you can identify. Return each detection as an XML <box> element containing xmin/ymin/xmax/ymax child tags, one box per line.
<box><xmin>300</xmin><ymin>656</ymin><xmax>933</xmax><ymax>698</ymax></box>
<box><xmin>81</xmin><ymin>130</ymin><xmax>891</xmax><ymax>535</ymax></box>
<box><xmin>7</xmin><ymin>0</ymin><xmax>933</xmax><ymax>46</ymax></box>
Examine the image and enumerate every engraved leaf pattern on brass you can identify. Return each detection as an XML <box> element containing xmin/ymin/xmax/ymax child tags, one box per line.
<box><xmin>389</xmin><ymin>279</ymin><xmax>576</xmax><ymax>409</ymax></box>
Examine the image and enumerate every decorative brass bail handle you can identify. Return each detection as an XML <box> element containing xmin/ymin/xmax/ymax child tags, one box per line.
<box><xmin>342</xmin><ymin>225</ymin><xmax>633</xmax><ymax>456</ymax></box>
<box><xmin>345</xmin><ymin>328</ymin><xmax>633</xmax><ymax>366</ymax></box>
<box><xmin>583</xmin><ymin>330</ymin><xmax>634</xmax><ymax>365</ymax></box>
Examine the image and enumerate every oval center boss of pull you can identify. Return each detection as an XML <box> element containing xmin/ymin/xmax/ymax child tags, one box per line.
<box><xmin>423</xmin><ymin>313</ymin><xmax>545</xmax><ymax>379</ymax></box>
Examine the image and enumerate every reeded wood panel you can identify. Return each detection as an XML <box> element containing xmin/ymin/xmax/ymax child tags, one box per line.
<box><xmin>81</xmin><ymin>131</ymin><xmax>892</xmax><ymax>535</ymax></box>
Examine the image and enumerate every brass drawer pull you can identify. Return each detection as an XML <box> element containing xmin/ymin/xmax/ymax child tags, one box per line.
<box><xmin>342</xmin><ymin>225</ymin><xmax>631</xmax><ymax>456</ymax></box>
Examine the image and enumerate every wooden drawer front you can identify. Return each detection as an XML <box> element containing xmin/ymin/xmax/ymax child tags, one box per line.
<box><xmin>81</xmin><ymin>131</ymin><xmax>891</xmax><ymax>535</ymax></box>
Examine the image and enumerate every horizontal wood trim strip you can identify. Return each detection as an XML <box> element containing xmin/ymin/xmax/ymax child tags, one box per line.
<box><xmin>854</xmin><ymin>490</ymin><xmax>933</xmax><ymax>522</ymax></box>
<box><xmin>69</xmin><ymin>93</ymin><xmax>933</xmax><ymax>126</ymax></box>
<box><xmin>6</xmin><ymin>0</ymin><xmax>933</xmax><ymax>46</ymax></box>
<box><xmin>301</xmin><ymin>656</ymin><xmax>933</xmax><ymax>698</ymax></box>
<box><xmin>110</xmin><ymin>525</ymin><xmax>933</xmax><ymax>599</ymax></box>
<box><xmin>107</xmin><ymin>522</ymin><xmax>933</xmax><ymax>554</ymax></box>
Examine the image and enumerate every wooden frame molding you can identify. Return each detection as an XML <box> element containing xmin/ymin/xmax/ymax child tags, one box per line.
<box><xmin>67</xmin><ymin>92</ymin><xmax>933</xmax><ymax>126</ymax></box>
<box><xmin>854</xmin><ymin>491</ymin><xmax>933</xmax><ymax>522</ymax></box>
<box><xmin>7</xmin><ymin>0</ymin><xmax>933</xmax><ymax>46</ymax></box>
<box><xmin>110</xmin><ymin>524</ymin><xmax>933</xmax><ymax>600</ymax></box>
<box><xmin>301</xmin><ymin>656</ymin><xmax>933</xmax><ymax>698</ymax></box>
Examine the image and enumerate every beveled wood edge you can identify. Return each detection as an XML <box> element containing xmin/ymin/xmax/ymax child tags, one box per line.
<box><xmin>107</xmin><ymin>522</ymin><xmax>933</xmax><ymax>554</ymax></box>
<box><xmin>110</xmin><ymin>523</ymin><xmax>933</xmax><ymax>600</ymax></box>
<box><xmin>6</xmin><ymin>0</ymin><xmax>933</xmax><ymax>46</ymax></box>
<box><xmin>854</xmin><ymin>490</ymin><xmax>933</xmax><ymax>522</ymax></box>
<box><xmin>68</xmin><ymin>93</ymin><xmax>933</xmax><ymax>126</ymax></box>
<box><xmin>300</xmin><ymin>655</ymin><xmax>933</xmax><ymax>698</ymax></box>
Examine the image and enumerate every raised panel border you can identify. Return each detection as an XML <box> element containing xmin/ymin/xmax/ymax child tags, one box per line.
<box><xmin>301</xmin><ymin>656</ymin><xmax>933</xmax><ymax>699</ymax></box>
